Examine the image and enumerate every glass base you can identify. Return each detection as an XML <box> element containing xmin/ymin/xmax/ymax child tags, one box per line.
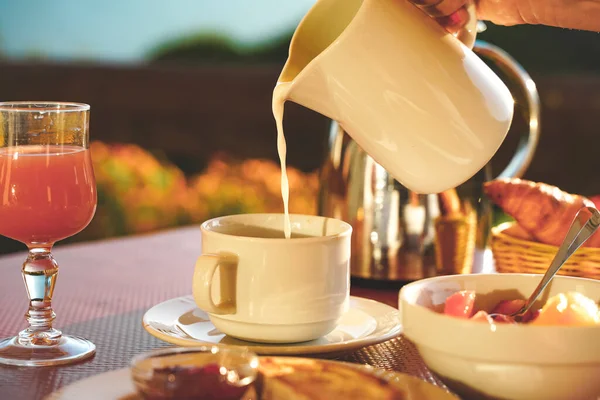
<box><xmin>0</xmin><ymin>335</ymin><xmax>95</xmax><ymax>367</ymax></box>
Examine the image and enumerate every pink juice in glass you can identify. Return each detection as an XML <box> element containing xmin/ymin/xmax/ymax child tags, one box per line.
<box><xmin>0</xmin><ymin>145</ymin><xmax>97</xmax><ymax>246</ymax></box>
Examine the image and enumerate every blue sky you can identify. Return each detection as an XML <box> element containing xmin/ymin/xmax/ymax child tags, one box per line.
<box><xmin>0</xmin><ymin>0</ymin><xmax>315</xmax><ymax>63</ymax></box>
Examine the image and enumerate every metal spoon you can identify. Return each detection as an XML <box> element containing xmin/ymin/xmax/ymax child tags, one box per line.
<box><xmin>490</xmin><ymin>206</ymin><xmax>600</xmax><ymax>322</ymax></box>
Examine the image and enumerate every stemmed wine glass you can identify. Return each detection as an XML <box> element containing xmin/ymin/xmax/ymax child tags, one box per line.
<box><xmin>0</xmin><ymin>102</ymin><xmax>97</xmax><ymax>366</ymax></box>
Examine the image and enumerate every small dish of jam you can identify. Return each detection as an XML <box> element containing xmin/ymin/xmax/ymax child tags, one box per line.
<box><xmin>130</xmin><ymin>346</ymin><xmax>258</xmax><ymax>400</ymax></box>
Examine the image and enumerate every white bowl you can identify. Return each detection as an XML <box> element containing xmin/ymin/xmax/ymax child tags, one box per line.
<box><xmin>399</xmin><ymin>274</ymin><xmax>600</xmax><ymax>400</ymax></box>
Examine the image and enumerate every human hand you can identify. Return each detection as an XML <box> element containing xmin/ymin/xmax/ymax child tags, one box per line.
<box><xmin>410</xmin><ymin>0</ymin><xmax>471</xmax><ymax>33</ymax></box>
<box><xmin>411</xmin><ymin>0</ymin><xmax>600</xmax><ymax>33</ymax></box>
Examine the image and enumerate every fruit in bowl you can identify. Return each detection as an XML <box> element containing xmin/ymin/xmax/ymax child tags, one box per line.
<box><xmin>443</xmin><ymin>289</ymin><xmax>600</xmax><ymax>326</ymax></box>
<box><xmin>399</xmin><ymin>274</ymin><xmax>600</xmax><ymax>400</ymax></box>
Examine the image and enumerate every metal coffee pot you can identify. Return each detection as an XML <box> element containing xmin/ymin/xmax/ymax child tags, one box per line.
<box><xmin>317</xmin><ymin>41</ymin><xmax>540</xmax><ymax>282</ymax></box>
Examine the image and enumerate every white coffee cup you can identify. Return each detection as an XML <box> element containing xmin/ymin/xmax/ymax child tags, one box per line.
<box><xmin>192</xmin><ymin>213</ymin><xmax>352</xmax><ymax>343</ymax></box>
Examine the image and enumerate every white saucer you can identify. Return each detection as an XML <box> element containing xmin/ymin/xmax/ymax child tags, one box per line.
<box><xmin>142</xmin><ymin>296</ymin><xmax>402</xmax><ymax>357</ymax></box>
<box><xmin>46</xmin><ymin>360</ymin><xmax>457</xmax><ymax>400</ymax></box>
<box><xmin>45</xmin><ymin>368</ymin><xmax>138</xmax><ymax>400</ymax></box>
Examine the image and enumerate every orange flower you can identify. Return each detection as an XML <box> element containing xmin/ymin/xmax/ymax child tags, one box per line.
<box><xmin>81</xmin><ymin>141</ymin><xmax>319</xmax><ymax>241</ymax></box>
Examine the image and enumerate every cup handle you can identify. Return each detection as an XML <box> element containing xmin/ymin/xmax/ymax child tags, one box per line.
<box><xmin>473</xmin><ymin>41</ymin><xmax>541</xmax><ymax>179</ymax></box>
<box><xmin>192</xmin><ymin>252</ymin><xmax>237</xmax><ymax>315</ymax></box>
<box><xmin>454</xmin><ymin>1</ymin><xmax>478</xmax><ymax>49</ymax></box>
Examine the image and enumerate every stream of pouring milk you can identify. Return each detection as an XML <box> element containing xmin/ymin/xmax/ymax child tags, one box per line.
<box><xmin>272</xmin><ymin>82</ymin><xmax>292</xmax><ymax>239</ymax></box>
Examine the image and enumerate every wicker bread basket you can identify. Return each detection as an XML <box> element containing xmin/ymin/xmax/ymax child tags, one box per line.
<box><xmin>491</xmin><ymin>222</ymin><xmax>600</xmax><ymax>280</ymax></box>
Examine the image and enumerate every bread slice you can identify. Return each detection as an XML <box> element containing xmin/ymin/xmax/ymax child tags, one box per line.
<box><xmin>257</xmin><ymin>357</ymin><xmax>406</xmax><ymax>400</ymax></box>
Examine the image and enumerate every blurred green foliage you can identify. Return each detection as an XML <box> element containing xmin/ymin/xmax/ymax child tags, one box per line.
<box><xmin>147</xmin><ymin>30</ymin><xmax>293</xmax><ymax>65</ymax></box>
<box><xmin>147</xmin><ymin>23</ymin><xmax>600</xmax><ymax>76</ymax></box>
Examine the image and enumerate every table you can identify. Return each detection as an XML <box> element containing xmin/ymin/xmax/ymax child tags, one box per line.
<box><xmin>0</xmin><ymin>226</ymin><xmax>448</xmax><ymax>399</ymax></box>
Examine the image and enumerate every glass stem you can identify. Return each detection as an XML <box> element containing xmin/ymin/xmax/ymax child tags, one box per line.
<box><xmin>19</xmin><ymin>247</ymin><xmax>61</xmax><ymax>346</ymax></box>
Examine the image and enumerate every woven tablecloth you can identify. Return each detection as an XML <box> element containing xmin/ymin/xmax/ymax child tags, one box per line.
<box><xmin>0</xmin><ymin>226</ymin><xmax>449</xmax><ymax>399</ymax></box>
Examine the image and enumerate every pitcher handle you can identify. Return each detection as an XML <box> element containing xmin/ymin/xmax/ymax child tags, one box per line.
<box><xmin>473</xmin><ymin>40</ymin><xmax>541</xmax><ymax>179</ymax></box>
<box><xmin>414</xmin><ymin>0</ymin><xmax>479</xmax><ymax>49</ymax></box>
<box><xmin>454</xmin><ymin>1</ymin><xmax>478</xmax><ymax>49</ymax></box>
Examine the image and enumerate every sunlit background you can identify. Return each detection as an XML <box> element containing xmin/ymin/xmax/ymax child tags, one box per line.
<box><xmin>0</xmin><ymin>0</ymin><xmax>598</xmax><ymax>254</ymax></box>
<box><xmin>0</xmin><ymin>0</ymin><xmax>313</xmax><ymax>63</ymax></box>
<box><xmin>2</xmin><ymin>0</ymin><xmax>598</xmax><ymax>70</ymax></box>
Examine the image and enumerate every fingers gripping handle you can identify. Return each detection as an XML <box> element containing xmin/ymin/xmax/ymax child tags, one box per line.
<box><xmin>413</xmin><ymin>0</ymin><xmax>479</xmax><ymax>49</ymax></box>
<box><xmin>455</xmin><ymin>1</ymin><xmax>478</xmax><ymax>49</ymax></box>
<box><xmin>192</xmin><ymin>253</ymin><xmax>237</xmax><ymax>315</ymax></box>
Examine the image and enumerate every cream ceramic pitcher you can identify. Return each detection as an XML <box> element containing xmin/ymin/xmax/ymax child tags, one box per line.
<box><xmin>275</xmin><ymin>0</ymin><xmax>514</xmax><ymax>194</ymax></box>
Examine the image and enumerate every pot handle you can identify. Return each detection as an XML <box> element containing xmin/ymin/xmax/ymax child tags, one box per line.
<box><xmin>473</xmin><ymin>40</ymin><xmax>541</xmax><ymax>179</ymax></box>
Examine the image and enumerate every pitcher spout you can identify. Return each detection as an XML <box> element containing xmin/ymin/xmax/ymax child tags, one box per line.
<box><xmin>274</xmin><ymin>0</ymin><xmax>365</xmax><ymax>122</ymax></box>
<box><xmin>274</xmin><ymin>74</ymin><xmax>341</xmax><ymax>123</ymax></box>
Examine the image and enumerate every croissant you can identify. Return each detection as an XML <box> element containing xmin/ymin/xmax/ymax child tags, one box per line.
<box><xmin>484</xmin><ymin>178</ymin><xmax>600</xmax><ymax>247</ymax></box>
